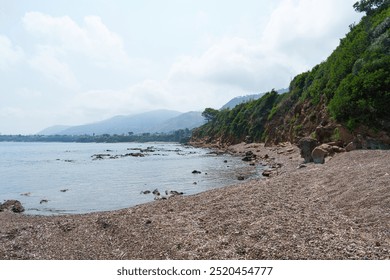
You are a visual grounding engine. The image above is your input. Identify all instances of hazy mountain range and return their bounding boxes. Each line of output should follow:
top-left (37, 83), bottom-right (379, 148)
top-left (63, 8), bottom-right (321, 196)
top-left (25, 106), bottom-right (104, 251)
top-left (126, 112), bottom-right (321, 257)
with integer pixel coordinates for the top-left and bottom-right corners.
top-left (39, 110), bottom-right (205, 135)
top-left (39, 89), bottom-right (291, 136)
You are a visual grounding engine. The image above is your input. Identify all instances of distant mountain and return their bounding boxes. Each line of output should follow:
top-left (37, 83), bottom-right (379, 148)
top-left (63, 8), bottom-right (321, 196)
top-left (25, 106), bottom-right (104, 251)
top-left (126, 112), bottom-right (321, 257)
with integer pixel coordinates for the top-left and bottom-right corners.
top-left (153, 111), bottom-right (205, 133)
top-left (38, 110), bottom-right (205, 136)
top-left (39, 125), bottom-right (72, 135)
top-left (220, 88), bottom-right (288, 110)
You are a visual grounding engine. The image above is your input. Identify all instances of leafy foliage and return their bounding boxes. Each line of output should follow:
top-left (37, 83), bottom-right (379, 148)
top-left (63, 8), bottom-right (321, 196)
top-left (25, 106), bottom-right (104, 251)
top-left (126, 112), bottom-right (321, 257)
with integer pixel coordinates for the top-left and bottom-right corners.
top-left (353, 0), bottom-right (390, 14)
top-left (194, 90), bottom-right (280, 143)
top-left (202, 108), bottom-right (219, 122)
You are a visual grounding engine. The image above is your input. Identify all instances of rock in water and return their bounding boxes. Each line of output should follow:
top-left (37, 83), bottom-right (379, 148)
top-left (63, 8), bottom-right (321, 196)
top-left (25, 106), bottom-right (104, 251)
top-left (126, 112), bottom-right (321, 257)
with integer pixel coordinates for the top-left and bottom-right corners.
top-left (0, 200), bottom-right (25, 213)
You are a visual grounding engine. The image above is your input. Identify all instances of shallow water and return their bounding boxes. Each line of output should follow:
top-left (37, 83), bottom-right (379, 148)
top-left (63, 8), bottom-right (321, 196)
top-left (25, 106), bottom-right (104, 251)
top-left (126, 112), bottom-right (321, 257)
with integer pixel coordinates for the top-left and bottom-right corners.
top-left (0, 142), bottom-right (263, 215)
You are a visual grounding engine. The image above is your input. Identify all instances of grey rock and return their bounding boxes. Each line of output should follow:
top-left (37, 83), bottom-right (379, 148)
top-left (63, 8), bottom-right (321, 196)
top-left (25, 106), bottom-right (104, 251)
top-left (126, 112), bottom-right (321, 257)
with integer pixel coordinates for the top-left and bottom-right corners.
top-left (311, 147), bottom-right (328, 164)
top-left (298, 137), bottom-right (318, 163)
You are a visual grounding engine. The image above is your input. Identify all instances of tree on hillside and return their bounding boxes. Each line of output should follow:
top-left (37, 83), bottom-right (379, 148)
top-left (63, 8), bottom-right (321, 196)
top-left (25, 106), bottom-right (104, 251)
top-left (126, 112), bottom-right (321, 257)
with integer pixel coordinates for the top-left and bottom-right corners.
top-left (353, 0), bottom-right (389, 14)
top-left (202, 108), bottom-right (219, 122)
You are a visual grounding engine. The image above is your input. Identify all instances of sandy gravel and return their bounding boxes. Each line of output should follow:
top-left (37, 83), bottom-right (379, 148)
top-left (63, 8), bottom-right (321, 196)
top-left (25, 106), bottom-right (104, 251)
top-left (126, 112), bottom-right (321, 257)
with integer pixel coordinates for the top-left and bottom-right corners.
top-left (0, 143), bottom-right (389, 259)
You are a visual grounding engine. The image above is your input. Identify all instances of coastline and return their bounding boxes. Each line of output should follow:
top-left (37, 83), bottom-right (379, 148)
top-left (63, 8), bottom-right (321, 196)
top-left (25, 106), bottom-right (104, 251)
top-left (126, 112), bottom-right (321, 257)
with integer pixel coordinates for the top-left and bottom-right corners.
top-left (1, 143), bottom-right (389, 259)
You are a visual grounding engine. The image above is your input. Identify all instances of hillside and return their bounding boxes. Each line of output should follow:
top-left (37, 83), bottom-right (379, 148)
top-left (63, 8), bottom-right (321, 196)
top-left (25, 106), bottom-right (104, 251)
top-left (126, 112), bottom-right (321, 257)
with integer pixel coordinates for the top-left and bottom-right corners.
top-left (153, 111), bottom-right (205, 133)
top-left (192, 1), bottom-right (390, 148)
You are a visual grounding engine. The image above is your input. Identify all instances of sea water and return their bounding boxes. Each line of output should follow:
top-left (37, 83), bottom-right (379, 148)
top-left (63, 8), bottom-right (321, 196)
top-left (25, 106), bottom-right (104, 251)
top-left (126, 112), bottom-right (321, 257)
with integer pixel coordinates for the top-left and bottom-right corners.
top-left (0, 142), bottom-right (263, 215)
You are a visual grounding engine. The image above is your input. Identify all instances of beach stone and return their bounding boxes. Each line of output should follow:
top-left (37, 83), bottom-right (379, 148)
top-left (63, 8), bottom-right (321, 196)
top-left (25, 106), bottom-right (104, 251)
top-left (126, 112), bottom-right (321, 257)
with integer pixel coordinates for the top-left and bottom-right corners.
top-left (262, 170), bottom-right (272, 177)
top-left (298, 137), bottom-right (318, 163)
top-left (311, 147), bottom-right (328, 164)
top-left (0, 200), bottom-right (25, 213)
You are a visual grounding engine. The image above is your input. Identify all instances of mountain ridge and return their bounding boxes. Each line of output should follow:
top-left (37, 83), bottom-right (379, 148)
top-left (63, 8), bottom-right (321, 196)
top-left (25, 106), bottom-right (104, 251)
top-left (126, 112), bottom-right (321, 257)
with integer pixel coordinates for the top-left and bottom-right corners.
top-left (39, 110), bottom-right (204, 136)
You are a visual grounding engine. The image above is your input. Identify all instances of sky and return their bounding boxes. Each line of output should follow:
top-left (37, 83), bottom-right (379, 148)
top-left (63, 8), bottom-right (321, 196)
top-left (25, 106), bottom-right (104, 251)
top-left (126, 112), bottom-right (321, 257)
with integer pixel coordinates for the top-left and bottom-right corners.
top-left (0, 0), bottom-right (362, 134)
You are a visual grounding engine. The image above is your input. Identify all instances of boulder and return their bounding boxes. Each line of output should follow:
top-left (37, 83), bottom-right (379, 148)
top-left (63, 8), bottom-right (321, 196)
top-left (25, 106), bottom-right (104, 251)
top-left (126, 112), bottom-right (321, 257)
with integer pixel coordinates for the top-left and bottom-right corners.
top-left (311, 147), bottom-right (328, 164)
top-left (345, 142), bottom-right (356, 152)
top-left (298, 137), bottom-right (318, 163)
top-left (0, 200), bottom-right (25, 213)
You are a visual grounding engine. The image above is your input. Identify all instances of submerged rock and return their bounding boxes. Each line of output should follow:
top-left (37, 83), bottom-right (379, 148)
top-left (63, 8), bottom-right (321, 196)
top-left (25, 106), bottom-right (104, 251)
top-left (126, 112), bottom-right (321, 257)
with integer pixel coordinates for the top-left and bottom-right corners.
top-left (140, 190), bottom-right (151, 195)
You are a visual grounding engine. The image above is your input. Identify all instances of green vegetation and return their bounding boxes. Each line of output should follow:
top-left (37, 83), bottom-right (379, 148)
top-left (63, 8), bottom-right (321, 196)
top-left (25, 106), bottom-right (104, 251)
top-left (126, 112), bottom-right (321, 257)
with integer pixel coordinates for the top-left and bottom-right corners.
top-left (194, 90), bottom-right (280, 143)
top-left (193, 2), bottom-right (390, 145)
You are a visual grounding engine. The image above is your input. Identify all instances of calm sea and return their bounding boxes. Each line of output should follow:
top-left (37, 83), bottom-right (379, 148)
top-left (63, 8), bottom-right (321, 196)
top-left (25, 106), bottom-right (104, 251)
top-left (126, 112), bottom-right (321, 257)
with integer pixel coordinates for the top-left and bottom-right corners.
top-left (0, 142), bottom-right (262, 215)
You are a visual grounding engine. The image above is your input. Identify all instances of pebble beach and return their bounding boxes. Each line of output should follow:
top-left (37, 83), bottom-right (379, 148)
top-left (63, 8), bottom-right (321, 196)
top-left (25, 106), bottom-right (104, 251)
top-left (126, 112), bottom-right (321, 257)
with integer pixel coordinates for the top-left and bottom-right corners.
top-left (1, 143), bottom-right (389, 259)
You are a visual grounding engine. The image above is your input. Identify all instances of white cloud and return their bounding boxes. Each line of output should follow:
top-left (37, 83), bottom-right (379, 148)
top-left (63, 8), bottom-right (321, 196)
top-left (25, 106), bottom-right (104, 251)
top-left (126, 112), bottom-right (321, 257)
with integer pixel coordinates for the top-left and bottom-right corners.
top-left (23, 12), bottom-right (129, 68)
top-left (168, 37), bottom-right (293, 93)
top-left (0, 35), bottom-right (24, 70)
top-left (261, 0), bottom-right (360, 65)
top-left (168, 0), bottom-right (361, 96)
top-left (28, 46), bottom-right (79, 89)
top-left (69, 80), bottom-right (173, 120)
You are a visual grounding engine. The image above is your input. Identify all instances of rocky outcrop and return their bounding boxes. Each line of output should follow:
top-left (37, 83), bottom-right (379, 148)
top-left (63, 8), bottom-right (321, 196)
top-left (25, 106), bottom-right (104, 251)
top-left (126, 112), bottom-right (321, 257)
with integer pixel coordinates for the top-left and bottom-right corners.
top-left (315, 124), bottom-right (337, 143)
top-left (0, 200), bottom-right (25, 213)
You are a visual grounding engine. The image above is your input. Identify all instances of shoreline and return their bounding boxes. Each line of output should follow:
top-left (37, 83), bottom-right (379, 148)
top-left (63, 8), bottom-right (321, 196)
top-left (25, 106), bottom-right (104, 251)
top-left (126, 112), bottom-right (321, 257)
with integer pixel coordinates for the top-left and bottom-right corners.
top-left (1, 143), bottom-right (389, 259)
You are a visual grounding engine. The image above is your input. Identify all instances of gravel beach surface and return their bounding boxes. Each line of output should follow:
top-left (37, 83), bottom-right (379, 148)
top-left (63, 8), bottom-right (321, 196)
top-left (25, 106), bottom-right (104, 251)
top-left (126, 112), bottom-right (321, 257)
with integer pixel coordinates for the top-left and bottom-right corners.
top-left (1, 143), bottom-right (389, 259)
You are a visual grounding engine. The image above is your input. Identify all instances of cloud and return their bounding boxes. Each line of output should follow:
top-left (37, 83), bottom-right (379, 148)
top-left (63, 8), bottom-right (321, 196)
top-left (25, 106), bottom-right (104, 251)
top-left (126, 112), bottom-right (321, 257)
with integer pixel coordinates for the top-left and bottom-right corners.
top-left (168, 0), bottom-right (361, 95)
top-left (28, 46), bottom-right (79, 89)
top-left (261, 0), bottom-right (361, 65)
top-left (23, 12), bottom-right (129, 68)
top-left (168, 37), bottom-right (293, 93)
top-left (69, 80), bottom-right (173, 120)
top-left (0, 35), bottom-right (24, 70)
